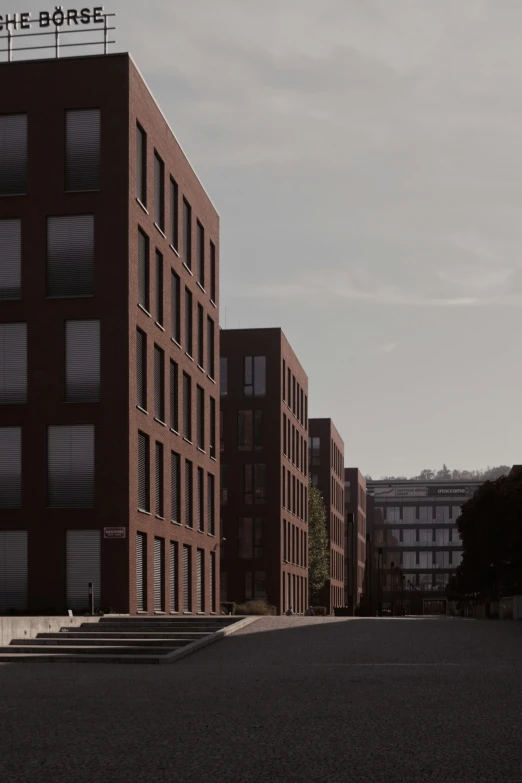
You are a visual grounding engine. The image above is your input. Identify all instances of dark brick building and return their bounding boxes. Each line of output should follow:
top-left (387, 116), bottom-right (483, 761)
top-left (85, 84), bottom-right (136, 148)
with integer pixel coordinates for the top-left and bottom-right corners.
top-left (308, 419), bottom-right (344, 613)
top-left (344, 468), bottom-right (367, 610)
top-left (220, 328), bottom-right (309, 614)
top-left (0, 53), bottom-right (220, 615)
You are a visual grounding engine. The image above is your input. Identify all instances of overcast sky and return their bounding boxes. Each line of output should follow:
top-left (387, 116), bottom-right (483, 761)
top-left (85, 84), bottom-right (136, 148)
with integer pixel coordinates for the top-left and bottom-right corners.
top-left (29, 0), bottom-right (522, 477)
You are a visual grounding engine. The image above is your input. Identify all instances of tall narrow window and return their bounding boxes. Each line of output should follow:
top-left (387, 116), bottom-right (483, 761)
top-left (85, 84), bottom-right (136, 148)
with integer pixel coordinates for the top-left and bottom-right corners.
top-left (283, 414), bottom-right (287, 456)
top-left (170, 541), bottom-right (179, 612)
top-left (0, 219), bottom-right (21, 300)
top-left (183, 372), bottom-right (192, 440)
top-left (183, 544), bottom-right (192, 612)
top-left (185, 287), bottom-right (193, 357)
top-left (197, 467), bottom-right (204, 531)
top-left (210, 396), bottom-right (216, 459)
top-left (0, 114), bottom-right (27, 196)
top-left (238, 411), bottom-right (253, 451)
top-left (66, 109), bottom-right (100, 192)
top-left (244, 464), bottom-right (253, 504)
top-left (196, 385), bottom-right (205, 450)
top-left (48, 425), bottom-right (94, 508)
top-left (137, 227), bottom-right (149, 311)
top-left (138, 431), bottom-right (150, 512)
top-left (197, 304), bottom-right (204, 367)
top-left (185, 459), bottom-right (193, 527)
top-left (183, 198), bottom-right (192, 269)
top-left (47, 215), bottom-right (94, 298)
top-left (171, 451), bottom-right (180, 523)
top-left (65, 320), bottom-right (100, 403)
top-left (282, 360), bottom-right (286, 400)
top-left (154, 345), bottom-right (165, 422)
top-left (136, 328), bottom-right (147, 410)
top-left (0, 323), bottom-right (27, 404)
top-left (210, 551), bottom-right (216, 612)
top-left (155, 250), bottom-right (163, 326)
top-left (254, 464), bottom-right (266, 504)
top-left (254, 411), bottom-right (263, 450)
top-left (170, 359), bottom-right (178, 432)
top-left (207, 317), bottom-right (215, 379)
top-left (220, 357), bottom-right (227, 396)
top-left (170, 177), bottom-right (179, 251)
top-left (171, 271), bottom-right (180, 344)
top-left (136, 123), bottom-right (147, 205)
top-left (0, 427), bottom-right (21, 508)
top-left (155, 441), bottom-right (164, 518)
top-left (154, 151), bottom-right (165, 231)
top-left (153, 537), bottom-right (165, 612)
top-left (196, 221), bottom-right (204, 287)
top-left (244, 356), bottom-right (266, 396)
top-left (287, 368), bottom-right (291, 408)
top-left (210, 241), bottom-right (216, 303)
top-left (207, 473), bottom-right (215, 535)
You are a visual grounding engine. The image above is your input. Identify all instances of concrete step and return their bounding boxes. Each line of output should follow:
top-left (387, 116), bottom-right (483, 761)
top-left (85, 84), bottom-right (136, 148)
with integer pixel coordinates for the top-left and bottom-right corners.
top-left (44, 631), bottom-right (208, 640)
top-left (10, 637), bottom-right (192, 648)
top-left (1, 645), bottom-right (178, 655)
top-left (76, 624), bottom-right (225, 632)
top-left (98, 616), bottom-right (236, 623)
top-left (0, 652), bottom-right (166, 663)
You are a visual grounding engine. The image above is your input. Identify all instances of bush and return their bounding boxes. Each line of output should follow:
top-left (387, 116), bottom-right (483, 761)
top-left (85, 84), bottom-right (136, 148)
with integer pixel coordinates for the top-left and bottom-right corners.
top-left (220, 602), bottom-right (236, 616)
top-left (234, 600), bottom-right (277, 616)
top-left (312, 606), bottom-right (327, 616)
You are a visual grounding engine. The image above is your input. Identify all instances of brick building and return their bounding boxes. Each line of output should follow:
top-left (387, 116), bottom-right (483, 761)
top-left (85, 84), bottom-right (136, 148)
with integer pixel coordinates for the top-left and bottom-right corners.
top-left (0, 53), bottom-right (220, 615)
top-left (344, 468), bottom-right (367, 610)
top-left (220, 328), bottom-right (309, 614)
top-left (308, 419), bottom-right (344, 613)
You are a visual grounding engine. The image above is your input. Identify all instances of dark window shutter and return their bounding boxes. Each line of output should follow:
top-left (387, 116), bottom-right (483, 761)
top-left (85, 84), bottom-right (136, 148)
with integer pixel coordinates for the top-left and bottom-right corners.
top-left (207, 472), bottom-right (215, 535)
top-left (171, 272), bottom-right (180, 343)
top-left (155, 250), bottom-right (163, 325)
top-left (183, 199), bottom-right (191, 269)
top-left (0, 530), bottom-right (28, 611)
top-left (170, 360), bottom-right (178, 431)
top-left (196, 221), bottom-right (204, 286)
top-left (47, 215), bottom-right (94, 297)
top-left (138, 228), bottom-right (149, 311)
top-left (207, 317), bottom-right (214, 379)
top-left (183, 373), bottom-right (191, 440)
top-left (196, 548), bottom-right (204, 612)
top-left (65, 109), bottom-right (100, 192)
top-left (197, 304), bottom-right (204, 367)
top-left (210, 241), bottom-right (216, 303)
top-left (210, 396), bottom-right (216, 459)
top-left (154, 152), bottom-right (164, 231)
top-left (171, 451), bottom-right (180, 523)
top-left (136, 329), bottom-right (147, 409)
top-left (136, 124), bottom-right (146, 205)
top-left (185, 288), bottom-right (193, 356)
top-left (48, 425), bottom-right (94, 508)
top-left (0, 219), bottom-right (21, 300)
top-left (154, 537), bottom-right (165, 612)
top-left (0, 114), bottom-right (27, 196)
top-left (154, 345), bottom-right (165, 421)
top-left (136, 532), bottom-right (146, 612)
top-left (170, 177), bottom-right (178, 250)
top-left (155, 441), bottom-right (164, 517)
top-left (183, 544), bottom-right (192, 612)
top-left (65, 320), bottom-right (100, 402)
top-left (0, 427), bottom-right (21, 508)
top-left (170, 541), bottom-right (178, 612)
top-left (0, 323), bottom-right (27, 404)
top-left (210, 551), bottom-right (216, 612)
top-left (185, 459), bottom-right (193, 527)
top-left (197, 466), bottom-right (204, 531)
top-left (138, 431), bottom-right (150, 512)
top-left (196, 385), bottom-right (204, 449)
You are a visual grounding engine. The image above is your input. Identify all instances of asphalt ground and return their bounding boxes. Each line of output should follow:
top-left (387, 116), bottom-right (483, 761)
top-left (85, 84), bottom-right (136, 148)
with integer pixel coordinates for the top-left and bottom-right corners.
top-left (1, 616), bottom-right (521, 783)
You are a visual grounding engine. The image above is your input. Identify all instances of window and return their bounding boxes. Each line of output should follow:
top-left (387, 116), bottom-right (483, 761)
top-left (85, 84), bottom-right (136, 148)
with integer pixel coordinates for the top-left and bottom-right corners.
top-left (197, 221), bottom-right (204, 287)
top-left (220, 357), bottom-right (227, 396)
top-left (48, 425), bottom-right (94, 508)
top-left (207, 317), bottom-right (215, 379)
top-left (310, 436), bottom-right (320, 466)
top-left (403, 506), bottom-right (416, 524)
top-left (185, 287), bottom-right (193, 356)
top-left (0, 427), bottom-right (21, 508)
top-left (170, 360), bottom-right (178, 431)
top-left (183, 372), bottom-right (192, 441)
top-left (196, 548), bottom-right (205, 612)
top-left (244, 464), bottom-right (253, 504)
top-left (154, 345), bottom-right (165, 422)
top-left (183, 544), bottom-right (192, 612)
top-left (254, 464), bottom-right (266, 504)
top-left (0, 114), bottom-right (27, 196)
top-left (403, 529), bottom-right (416, 545)
top-left (154, 151), bottom-right (165, 231)
top-left (435, 506), bottom-right (450, 523)
top-left (292, 376), bottom-right (296, 414)
top-left (156, 442), bottom-right (164, 518)
top-left (220, 410), bottom-right (224, 453)
top-left (419, 528), bottom-right (432, 546)
top-left (171, 451), bottom-right (180, 524)
top-left (138, 431), bottom-right (150, 512)
top-left (283, 414), bottom-right (287, 456)
top-left (207, 472), bottom-right (215, 535)
top-left (287, 367), bottom-right (291, 408)
top-left (386, 507), bottom-right (401, 523)
top-left (0, 323), bottom-right (27, 404)
top-left (47, 215), bottom-right (94, 297)
top-left (282, 467), bottom-right (286, 508)
top-left (65, 320), bottom-right (100, 403)
top-left (435, 529), bottom-right (451, 546)
top-left (185, 459), bottom-right (193, 527)
top-left (155, 250), bottom-right (163, 326)
top-left (183, 198), bottom-right (192, 269)
top-left (244, 355), bottom-right (266, 396)
top-left (197, 467), bottom-right (204, 532)
top-left (0, 219), bottom-right (21, 300)
top-left (66, 109), bottom-right (100, 192)
top-left (210, 550), bottom-right (216, 612)
top-left (221, 464), bottom-right (227, 505)
top-left (254, 411), bottom-right (263, 450)
top-left (238, 518), bottom-right (262, 559)
top-left (419, 506), bottom-right (433, 523)
top-left (210, 241), bottom-right (216, 302)
top-left (171, 271), bottom-right (180, 344)
top-left (238, 411), bottom-right (252, 451)
top-left (136, 329), bottom-right (147, 410)
top-left (170, 177), bottom-right (179, 251)
top-left (170, 541), bottom-right (179, 612)
top-left (452, 505), bottom-right (462, 521)
top-left (282, 360), bottom-right (286, 400)
top-left (210, 396), bottom-right (216, 459)
top-left (403, 551), bottom-right (416, 568)
top-left (196, 385), bottom-right (205, 449)
top-left (435, 551), bottom-right (450, 569)
top-left (137, 228), bottom-right (149, 311)
top-left (136, 123), bottom-right (147, 205)
top-left (197, 304), bottom-right (204, 367)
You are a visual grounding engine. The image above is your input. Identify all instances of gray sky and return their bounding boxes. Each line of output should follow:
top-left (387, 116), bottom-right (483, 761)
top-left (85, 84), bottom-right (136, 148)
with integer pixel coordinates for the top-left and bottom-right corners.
top-left (30, 0), bottom-right (522, 477)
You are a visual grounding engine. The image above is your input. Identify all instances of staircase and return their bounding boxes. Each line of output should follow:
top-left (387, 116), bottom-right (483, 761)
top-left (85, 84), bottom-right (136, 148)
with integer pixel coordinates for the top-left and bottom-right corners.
top-left (0, 615), bottom-right (251, 663)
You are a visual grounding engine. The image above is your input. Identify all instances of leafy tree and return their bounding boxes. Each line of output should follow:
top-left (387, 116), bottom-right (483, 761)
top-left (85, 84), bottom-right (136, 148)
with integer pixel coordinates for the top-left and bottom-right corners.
top-left (308, 480), bottom-right (330, 605)
top-left (435, 463), bottom-right (452, 480)
top-left (417, 469), bottom-right (435, 481)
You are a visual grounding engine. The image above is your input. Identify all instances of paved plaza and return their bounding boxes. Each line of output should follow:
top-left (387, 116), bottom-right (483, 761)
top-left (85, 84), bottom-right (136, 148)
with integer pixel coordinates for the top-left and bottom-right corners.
top-left (1, 616), bottom-right (521, 782)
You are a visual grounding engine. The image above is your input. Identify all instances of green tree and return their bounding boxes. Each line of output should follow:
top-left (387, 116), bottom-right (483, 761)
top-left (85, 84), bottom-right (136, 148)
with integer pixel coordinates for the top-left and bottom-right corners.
top-left (308, 480), bottom-right (330, 605)
top-left (435, 463), bottom-right (452, 480)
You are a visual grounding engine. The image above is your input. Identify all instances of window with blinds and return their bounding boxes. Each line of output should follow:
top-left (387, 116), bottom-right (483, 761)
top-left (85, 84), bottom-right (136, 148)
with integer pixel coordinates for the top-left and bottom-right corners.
top-left (154, 151), bottom-right (165, 231)
top-left (171, 271), bottom-right (180, 344)
top-left (138, 431), bottom-right (150, 512)
top-left (155, 441), bottom-right (164, 518)
top-left (185, 459), bottom-right (193, 527)
top-left (0, 219), bottom-right (21, 300)
top-left (0, 530), bottom-right (28, 612)
top-left (196, 548), bottom-right (204, 613)
top-left (170, 177), bottom-right (178, 251)
top-left (183, 198), bottom-right (192, 269)
top-left (196, 221), bottom-right (204, 287)
top-left (183, 372), bottom-right (192, 440)
top-left (170, 359), bottom-right (179, 432)
top-left (207, 317), bottom-right (214, 379)
top-left (48, 425), bottom-right (94, 508)
top-left (65, 320), bottom-right (100, 403)
top-left (171, 451), bottom-right (180, 524)
top-left (0, 114), bottom-right (27, 195)
top-left (210, 550), bottom-right (216, 613)
top-left (138, 228), bottom-right (150, 311)
top-left (136, 123), bottom-right (147, 205)
top-left (196, 385), bottom-right (204, 450)
top-left (185, 287), bottom-right (193, 356)
top-left (197, 304), bottom-right (204, 367)
top-left (210, 241), bottom-right (216, 303)
top-left (47, 215), bottom-right (94, 297)
top-left (197, 466), bottom-right (204, 532)
top-left (136, 328), bottom-right (147, 410)
top-left (210, 396), bottom-right (216, 459)
top-left (207, 472), bottom-right (215, 535)
top-left (136, 531), bottom-right (147, 611)
top-left (65, 109), bottom-right (100, 192)
top-left (0, 427), bottom-right (21, 508)
top-left (154, 537), bottom-right (165, 612)
top-left (170, 541), bottom-right (178, 612)
top-left (183, 544), bottom-right (192, 612)
top-left (0, 323), bottom-right (27, 404)
top-left (155, 250), bottom-right (163, 326)
top-left (154, 345), bottom-right (165, 422)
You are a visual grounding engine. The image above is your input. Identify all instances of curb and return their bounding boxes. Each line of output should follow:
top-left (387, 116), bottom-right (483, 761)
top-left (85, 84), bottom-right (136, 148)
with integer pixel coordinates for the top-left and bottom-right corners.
top-left (159, 616), bottom-right (260, 664)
